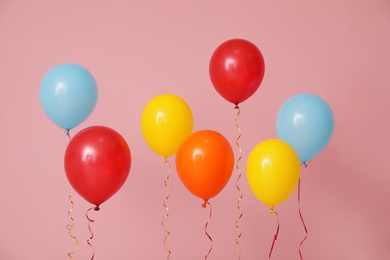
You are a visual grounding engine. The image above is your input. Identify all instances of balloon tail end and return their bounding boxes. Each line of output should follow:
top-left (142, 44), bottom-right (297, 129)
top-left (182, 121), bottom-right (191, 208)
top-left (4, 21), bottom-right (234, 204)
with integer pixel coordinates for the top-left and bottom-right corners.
top-left (94, 205), bottom-right (100, 211)
top-left (201, 201), bottom-right (207, 208)
top-left (234, 104), bottom-right (240, 109)
top-left (64, 129), bottom-right (71, 139)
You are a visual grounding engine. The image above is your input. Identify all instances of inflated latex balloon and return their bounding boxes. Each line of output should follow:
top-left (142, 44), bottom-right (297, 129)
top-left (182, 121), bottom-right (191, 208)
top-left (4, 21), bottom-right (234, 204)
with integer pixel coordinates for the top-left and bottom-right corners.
top-left (40, 63), bottom-right (98, 130)
top-left (276, 93), bottom-right (335, 163)
top-left (209, 38), bottom-right (265, 106)
top-left (141, 94), bottom-right (193, 160)
top-left (247, 139), bottom-right (300, 209)
top-left (64, 126), bottom-right (131, 207)
top-left (176, 130), bottom-right (234, 207)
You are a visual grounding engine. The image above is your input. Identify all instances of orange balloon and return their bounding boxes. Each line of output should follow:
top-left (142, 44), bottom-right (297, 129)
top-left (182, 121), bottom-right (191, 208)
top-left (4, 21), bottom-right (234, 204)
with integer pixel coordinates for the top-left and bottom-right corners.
top-left (176, 130), bottom-right (234, 207)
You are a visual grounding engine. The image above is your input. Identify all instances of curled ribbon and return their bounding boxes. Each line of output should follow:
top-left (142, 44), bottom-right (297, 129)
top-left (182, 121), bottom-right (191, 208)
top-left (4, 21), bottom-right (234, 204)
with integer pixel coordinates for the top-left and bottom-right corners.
top-left (204, 202), bottom-right (213, 260)
top-left (269, 208), bottom-right (280, 259)
top-left (86, 206), bottom-right (100, 260)
top-left (162, 159), bottom-right (172, 259)
top-left (234, 106), bottom-right (243, 259)
top-left (298, 177), bottom-right (308, 260)
top-left (66, 193), bottom-right (78, 260)
top-left (65, 134), bottom-right (77, 259)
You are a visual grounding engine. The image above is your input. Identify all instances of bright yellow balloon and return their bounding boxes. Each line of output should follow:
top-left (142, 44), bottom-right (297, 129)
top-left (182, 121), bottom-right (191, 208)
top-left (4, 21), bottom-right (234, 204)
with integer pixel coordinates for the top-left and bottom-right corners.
top-left (141, 94), bottom-right (193, 160)
top-left (246, 139), bottom-right (300, 209)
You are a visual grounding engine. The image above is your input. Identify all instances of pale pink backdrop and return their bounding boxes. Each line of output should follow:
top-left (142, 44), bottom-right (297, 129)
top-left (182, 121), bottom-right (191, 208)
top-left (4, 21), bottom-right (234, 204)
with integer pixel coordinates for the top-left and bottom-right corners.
top-left (1, 0), bottom-right (389, 259)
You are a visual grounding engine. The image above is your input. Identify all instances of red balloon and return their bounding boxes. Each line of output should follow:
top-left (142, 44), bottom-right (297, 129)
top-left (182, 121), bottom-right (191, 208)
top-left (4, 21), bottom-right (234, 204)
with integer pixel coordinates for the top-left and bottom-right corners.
top-left (176, 130), bottom-right (234, 207)
top-left (64, 126), bottom-right (131, 207)
top-left (209, 39), bottom-right (265, 106)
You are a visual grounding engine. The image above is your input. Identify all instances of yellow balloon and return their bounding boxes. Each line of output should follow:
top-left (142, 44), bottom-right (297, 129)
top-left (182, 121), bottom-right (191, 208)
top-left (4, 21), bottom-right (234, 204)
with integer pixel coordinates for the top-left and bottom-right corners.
top-left (246, 139), bottom-right (300, 209)
top-left (141, 94), bottom-right (193, 160)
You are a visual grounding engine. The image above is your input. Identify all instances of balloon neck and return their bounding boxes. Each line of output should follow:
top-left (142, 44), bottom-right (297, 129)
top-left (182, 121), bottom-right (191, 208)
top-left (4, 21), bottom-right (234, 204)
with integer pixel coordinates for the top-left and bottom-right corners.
top-left (94, 205), bottom-right (100, 211)
top-left (64, 129), bottom-right (71, 139)
top-left (234, 104), bottom-right (240, 109)
top-left (302, 161), bottom-right (311, 167)
top-left (270, 208), bottom-right (275, 214)
top-left (163, 157), bottom-right (168, 163)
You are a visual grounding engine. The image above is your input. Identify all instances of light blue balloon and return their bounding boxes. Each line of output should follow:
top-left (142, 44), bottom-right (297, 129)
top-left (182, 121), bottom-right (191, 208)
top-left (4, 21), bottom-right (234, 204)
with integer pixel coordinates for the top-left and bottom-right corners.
top-left (276, 93), bottom-right (334, 163)
top-left (39, 63), bottom-right (98, 130)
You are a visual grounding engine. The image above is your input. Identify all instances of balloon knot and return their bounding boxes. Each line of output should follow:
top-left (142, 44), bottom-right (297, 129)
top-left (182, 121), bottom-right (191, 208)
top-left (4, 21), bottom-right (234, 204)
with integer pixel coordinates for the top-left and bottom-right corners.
top-left (302, 160), bottom-right (311, 167)
top-left (270, 208), bottom-right (275, 214)
top-left (234, 104), bottom-right (240, 109)
top-left (201, 202), bottom-right (207, 208)
top-left (64, 129), bottom-right (71, 139)
top-left (94, 206), bottom-right (100, 211)
top-left (163, 157), bottom-right (168, 163)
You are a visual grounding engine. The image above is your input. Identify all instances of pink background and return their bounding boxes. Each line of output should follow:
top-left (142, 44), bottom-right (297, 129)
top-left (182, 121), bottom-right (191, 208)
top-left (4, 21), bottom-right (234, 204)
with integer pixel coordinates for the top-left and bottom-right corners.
top-left (1, 0), bottom-right (390, 259)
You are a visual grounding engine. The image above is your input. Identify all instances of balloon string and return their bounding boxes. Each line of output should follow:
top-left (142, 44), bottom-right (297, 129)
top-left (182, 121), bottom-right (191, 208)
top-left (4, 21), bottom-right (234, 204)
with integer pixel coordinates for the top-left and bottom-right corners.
top-left (269, 208), bottom-right (280, 259)
top-left (298, 178), bottom-right (308, 259)
top-left (66, 193), bottom-right (78, 260)
top-left (162, 159), bottom-right (172, 259)
top-left (234, 106), bottom-right (243, 259)
top-left (86, 206), bottom-right (100, 260)
top-left (204, 202), bottom-right (213, 260)
top-left (64, 129), bottom-right (71, 140)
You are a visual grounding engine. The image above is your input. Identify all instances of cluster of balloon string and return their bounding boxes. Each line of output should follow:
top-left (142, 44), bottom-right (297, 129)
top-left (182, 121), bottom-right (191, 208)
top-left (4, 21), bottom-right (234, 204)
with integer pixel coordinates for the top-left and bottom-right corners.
top-left (39, 38), bottom-right (334, 259)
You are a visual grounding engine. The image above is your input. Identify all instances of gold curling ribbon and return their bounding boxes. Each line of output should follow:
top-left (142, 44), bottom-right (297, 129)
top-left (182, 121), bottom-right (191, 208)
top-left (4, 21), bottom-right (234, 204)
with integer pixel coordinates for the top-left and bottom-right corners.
top-left (162, 158), bottom-right (172, 259)
top-left (234, 106), bottom-right (243, 259)
top-left (65, 133), bottom-right (77, 259)
top-left (66, 193), bottom-right (78, 260)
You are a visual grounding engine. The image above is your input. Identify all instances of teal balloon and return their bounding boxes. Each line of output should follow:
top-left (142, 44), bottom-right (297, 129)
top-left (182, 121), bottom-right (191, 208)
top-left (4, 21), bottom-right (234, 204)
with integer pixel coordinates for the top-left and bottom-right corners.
top-left (40, 63), bottom-right (98, 130)
top-left (276, 93), bottom-right (334, 163)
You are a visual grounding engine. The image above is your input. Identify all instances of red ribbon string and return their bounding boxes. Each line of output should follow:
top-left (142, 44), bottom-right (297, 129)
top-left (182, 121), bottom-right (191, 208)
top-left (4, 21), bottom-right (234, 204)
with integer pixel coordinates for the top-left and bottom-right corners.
top-left (298, 178), bottom-right (308, 260)
top-left (234, 106), bottom-right (243, 259)
top-left (86, 206), bottom-right (100, 260)
top-left (204, 202), bottom-right (213, 260)
top-left (162, 159), bottom-right (172, 259)
top-left (269, 208), bottom-right (280, 259)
